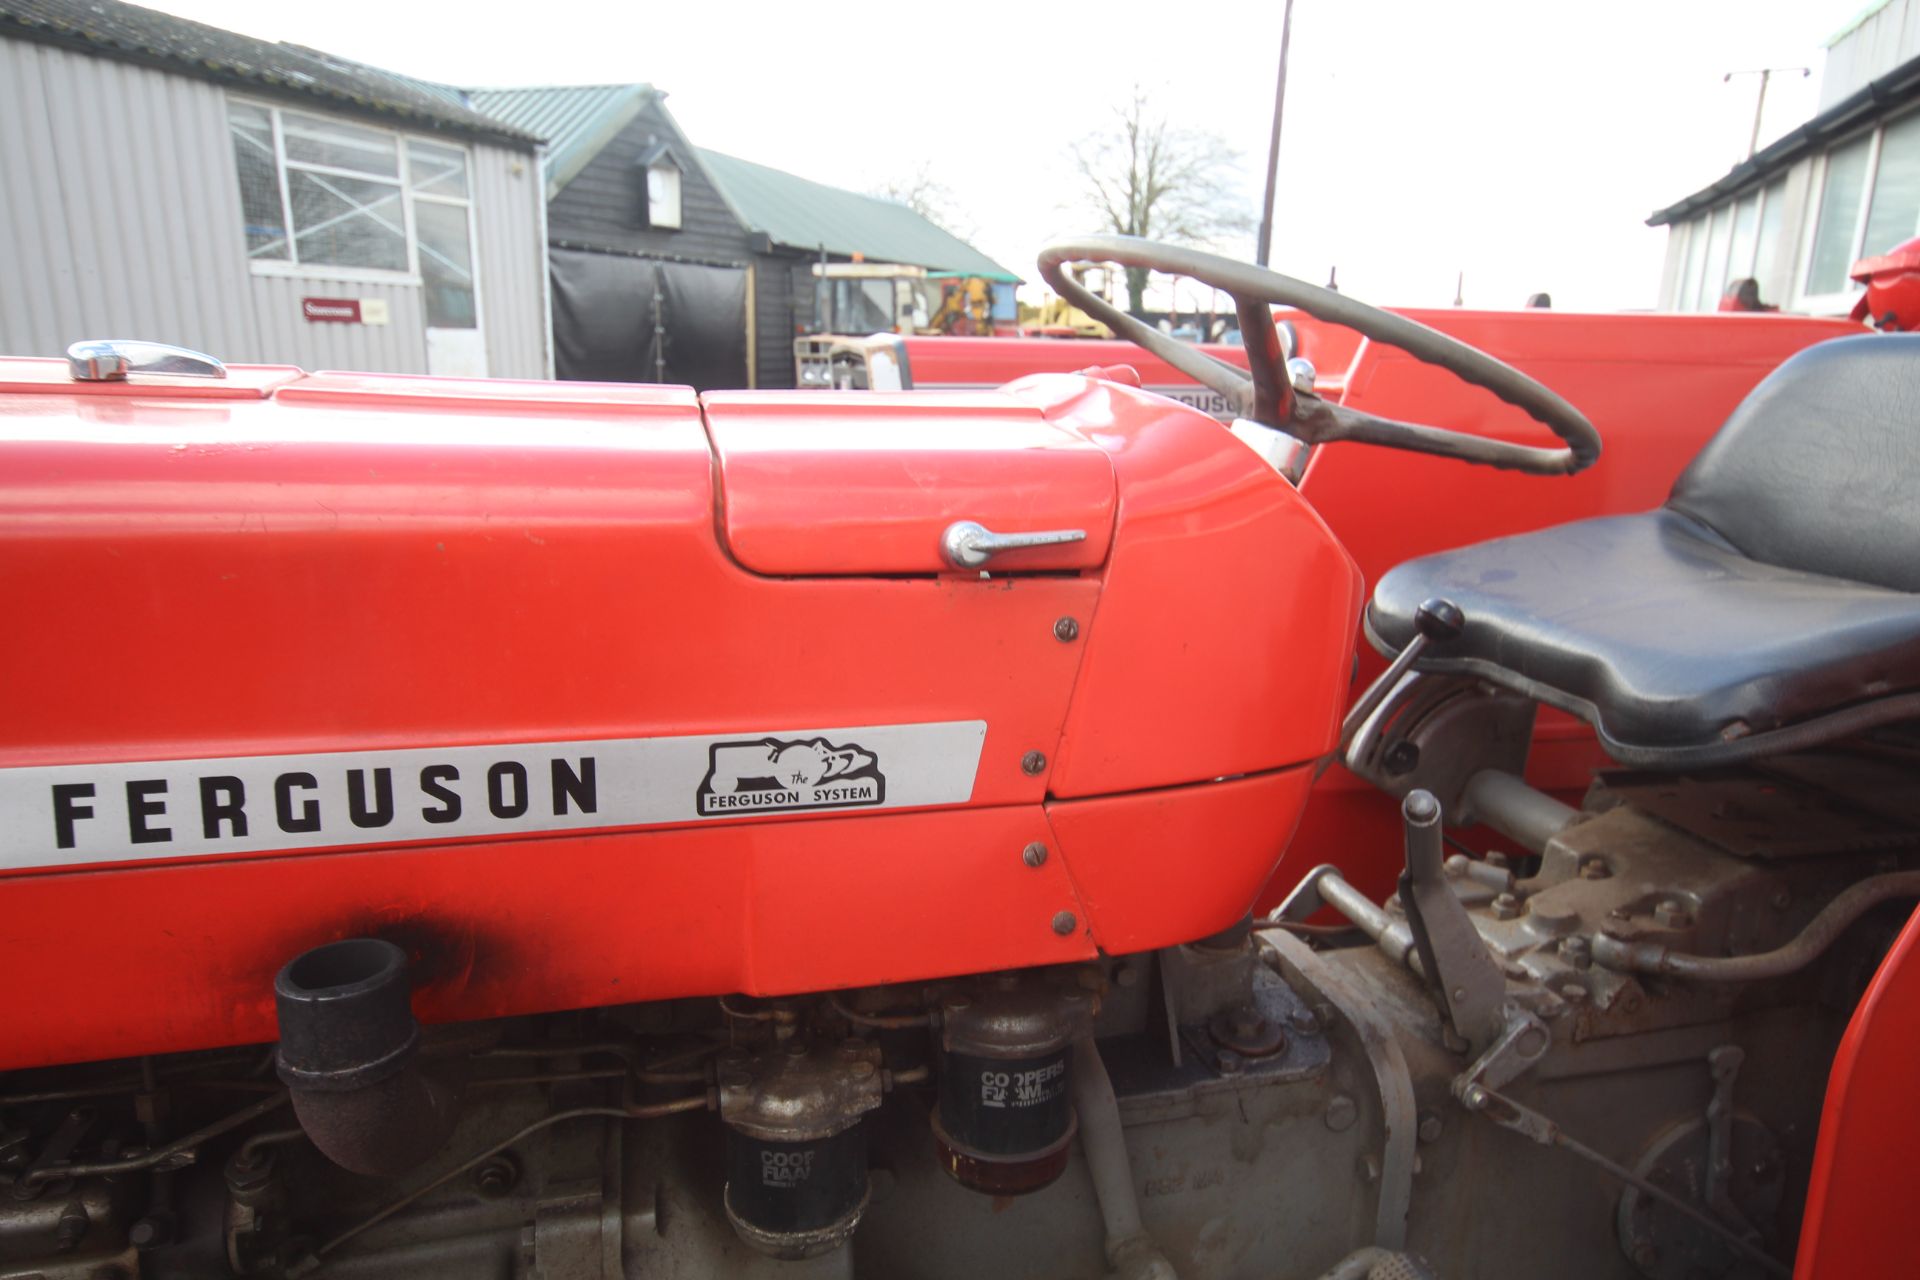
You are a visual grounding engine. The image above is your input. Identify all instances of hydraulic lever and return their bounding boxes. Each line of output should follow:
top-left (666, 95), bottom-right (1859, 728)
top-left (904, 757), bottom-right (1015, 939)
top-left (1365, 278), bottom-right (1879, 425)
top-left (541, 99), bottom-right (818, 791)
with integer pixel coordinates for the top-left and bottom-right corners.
top-left (1395, 790), bottom-right (1506, 1052)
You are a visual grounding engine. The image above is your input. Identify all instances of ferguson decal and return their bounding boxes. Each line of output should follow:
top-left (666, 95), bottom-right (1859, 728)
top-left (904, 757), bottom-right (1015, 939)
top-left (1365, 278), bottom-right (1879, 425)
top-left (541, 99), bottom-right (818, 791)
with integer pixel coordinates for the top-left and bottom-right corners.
top-left (697, 737), bottom-right (884, 815)
top-left (0, 721), bottom-right (986, 872)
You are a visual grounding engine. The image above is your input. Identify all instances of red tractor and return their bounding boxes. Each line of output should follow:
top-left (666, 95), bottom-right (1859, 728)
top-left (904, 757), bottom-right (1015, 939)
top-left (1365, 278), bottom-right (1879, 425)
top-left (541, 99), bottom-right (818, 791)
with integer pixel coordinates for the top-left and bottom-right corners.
top-left (0, 238), bottom-right (1912, 1280)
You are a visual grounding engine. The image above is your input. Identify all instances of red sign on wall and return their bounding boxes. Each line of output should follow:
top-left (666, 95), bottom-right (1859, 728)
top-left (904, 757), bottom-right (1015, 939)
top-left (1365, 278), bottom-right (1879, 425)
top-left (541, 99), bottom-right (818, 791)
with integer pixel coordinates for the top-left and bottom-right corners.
top-left (302, 297), bottom-right (362, 323)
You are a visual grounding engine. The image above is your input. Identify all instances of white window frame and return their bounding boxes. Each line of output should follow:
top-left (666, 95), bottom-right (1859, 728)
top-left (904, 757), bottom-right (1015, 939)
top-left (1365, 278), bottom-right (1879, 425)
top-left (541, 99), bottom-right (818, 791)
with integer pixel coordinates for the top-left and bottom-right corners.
top-left (646, 160), bottom-right (683, 230)
top-left (1667, 219), bottom-right (1693, 309)
top-left (1793, 115), bottom-right (1912, 314)
top-left (1678, 182), bottom-right (1783, 312)
top-left (408, 140), bottom-right (487, 334)
top-left (230, 96), bottom-right (477, 287)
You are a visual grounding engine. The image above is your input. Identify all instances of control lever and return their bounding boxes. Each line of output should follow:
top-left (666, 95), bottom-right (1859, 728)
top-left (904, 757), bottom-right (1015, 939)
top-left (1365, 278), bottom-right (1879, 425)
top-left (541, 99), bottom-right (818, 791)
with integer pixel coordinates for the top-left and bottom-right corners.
top-left (1396, 789), bottom-right (1506, 1053)
top-left (1703, 1045), bottom-right (1761, 1238)
top-left (1338, 597), bottom-right (1463, 749)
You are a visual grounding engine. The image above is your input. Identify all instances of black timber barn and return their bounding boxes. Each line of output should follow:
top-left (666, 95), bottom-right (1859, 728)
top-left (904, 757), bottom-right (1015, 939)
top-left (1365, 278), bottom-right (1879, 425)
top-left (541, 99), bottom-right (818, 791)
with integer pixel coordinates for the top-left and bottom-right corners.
top-left (468, 83), bottom-right (1014, 389)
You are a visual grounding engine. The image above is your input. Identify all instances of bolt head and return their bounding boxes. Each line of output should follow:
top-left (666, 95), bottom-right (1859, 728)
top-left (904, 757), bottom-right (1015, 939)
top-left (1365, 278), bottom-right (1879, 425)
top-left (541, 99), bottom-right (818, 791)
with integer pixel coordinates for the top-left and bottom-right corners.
top-left (1217, 1050), bottom-right (1243, 1075)
top-left (128, 1218), bottom-right (161, 1248)
top-left (1491, 892), bottom-right (1522, 920)
top-left (1417, 1113), bottom-right (1443, 1144)
top-left (472, 1156), bottom-right (519, 1199)
top-left (1287, 1007), bottom-right (1319, 1034)
top-left (1051, 910), bottom-right (1078, 936)
top-left (1653, 898), bottom-right (1694, 929)
top-left (1286, 357), bottom-right (1318, 394)
top-left (1022, 841), bottom-right (1048, 868)
top-left (1053, 616), bottom-right (1080, 642)
top-left (1021, 751), bottom-right (1048, 776)
top-left (1324, 1093), bottom-right (1358, 1131)
top-left (1113, 963), bottom-right (1139, 988)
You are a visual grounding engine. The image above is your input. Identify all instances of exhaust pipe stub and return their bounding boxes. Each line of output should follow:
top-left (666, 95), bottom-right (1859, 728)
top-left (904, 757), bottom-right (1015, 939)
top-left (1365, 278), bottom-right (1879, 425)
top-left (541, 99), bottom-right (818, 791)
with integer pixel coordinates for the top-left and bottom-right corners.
top-left (274, 938), bottom-right (455, 1177)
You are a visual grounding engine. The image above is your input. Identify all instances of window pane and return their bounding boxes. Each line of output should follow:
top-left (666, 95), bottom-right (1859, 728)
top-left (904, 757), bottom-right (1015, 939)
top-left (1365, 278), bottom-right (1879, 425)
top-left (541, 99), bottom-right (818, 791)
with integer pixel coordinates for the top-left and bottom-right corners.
top-left (1806, 134), bottom-right (1873, 295)
top-left (289, 169), bottom-right (407, 270)
top-left (1753, 179), bottom-right (1788, 286)
top-left (831, 279), bottom-right (891, 332)
top-left (415, 201), bottom-right (476, 327)
top-left (647, 164), bottom-right (681, 229)
top-left (1696, 205), bottom-right (1732, 309)
top-left (1679, 217), bottom-right (1708, 311)
top-left (282, 111), bottom-right (399, 177)
top-left (409, 140), bottom-right (469, 199)
top-left (227, 102), bottom-right (287, 260)
top-left (1724, 195), bottom-right (1760, 288)
top-left (1863, 111), bottom-right (1920, 260)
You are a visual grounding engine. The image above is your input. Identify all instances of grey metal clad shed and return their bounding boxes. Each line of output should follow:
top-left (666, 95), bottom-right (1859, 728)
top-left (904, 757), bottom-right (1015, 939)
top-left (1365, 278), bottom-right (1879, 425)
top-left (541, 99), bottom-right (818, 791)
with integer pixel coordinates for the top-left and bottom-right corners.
top-left (0, 0), bottom-right (551, 378)
top-left (0, 0), bottom-right (536, 145)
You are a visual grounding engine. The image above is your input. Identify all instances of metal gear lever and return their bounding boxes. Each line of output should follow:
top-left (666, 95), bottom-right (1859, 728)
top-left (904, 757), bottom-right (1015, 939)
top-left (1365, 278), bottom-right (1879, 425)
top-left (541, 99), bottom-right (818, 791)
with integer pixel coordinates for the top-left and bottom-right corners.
top-left (1396, 789), bottom-right (1506, 1053)
top-left (1338, 597), bottom-right (1464, 750)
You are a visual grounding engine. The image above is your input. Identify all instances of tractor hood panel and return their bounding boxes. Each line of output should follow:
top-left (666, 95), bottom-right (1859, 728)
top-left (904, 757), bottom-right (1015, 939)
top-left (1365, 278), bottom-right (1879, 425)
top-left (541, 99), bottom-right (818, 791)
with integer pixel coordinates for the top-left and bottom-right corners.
top-left (0, 361), bottom-right (1355, 1069)
top-left (700, 391), bottom-right (1117, 576)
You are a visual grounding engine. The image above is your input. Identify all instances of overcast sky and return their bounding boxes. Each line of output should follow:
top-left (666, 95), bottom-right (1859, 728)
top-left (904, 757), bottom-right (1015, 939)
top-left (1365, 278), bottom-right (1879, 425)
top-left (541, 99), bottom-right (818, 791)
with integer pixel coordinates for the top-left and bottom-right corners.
top-left (153, 0), bottom-right (1865, 310)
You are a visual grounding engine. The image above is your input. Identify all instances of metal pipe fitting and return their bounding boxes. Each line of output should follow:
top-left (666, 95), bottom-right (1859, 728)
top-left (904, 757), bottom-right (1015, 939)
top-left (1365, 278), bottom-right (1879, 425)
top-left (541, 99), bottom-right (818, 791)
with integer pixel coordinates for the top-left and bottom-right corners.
top-left (1313, 872), bottom-right (1419, 972)
top-left (1312, 872), bottom-right (1394, 942)
top-left (1070, 1039), bottom-right (1178, 1280)
top-left (1592, 871), bottom-right (1920, 982)
top-left (275, 938), bottom-right (456, 1177)
top-left (1311, 1245), bottom-right (1437, 1280)
top-left (1462, 769), bottom-right (1578, 854)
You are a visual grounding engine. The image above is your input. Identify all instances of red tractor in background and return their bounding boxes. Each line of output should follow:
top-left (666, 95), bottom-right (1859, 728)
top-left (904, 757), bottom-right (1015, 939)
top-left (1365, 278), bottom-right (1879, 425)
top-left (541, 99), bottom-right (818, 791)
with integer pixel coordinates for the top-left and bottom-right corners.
top-left (1, 237), bottom-right (1915, 1280)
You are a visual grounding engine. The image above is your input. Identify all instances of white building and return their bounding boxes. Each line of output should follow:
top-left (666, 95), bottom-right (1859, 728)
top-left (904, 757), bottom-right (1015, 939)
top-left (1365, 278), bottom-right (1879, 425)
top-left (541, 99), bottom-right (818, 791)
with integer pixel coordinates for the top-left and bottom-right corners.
top-left (0, 0), bottom-right (550, 377)
top-left (1652, 0), bottom-right (1920, 315)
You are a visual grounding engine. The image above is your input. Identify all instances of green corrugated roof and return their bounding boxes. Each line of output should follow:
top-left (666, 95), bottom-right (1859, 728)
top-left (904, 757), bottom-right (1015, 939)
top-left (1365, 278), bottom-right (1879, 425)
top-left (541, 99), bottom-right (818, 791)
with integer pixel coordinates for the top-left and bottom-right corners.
top-left (467, 83), bottom-right (654, 198)
top-left (697, 149), bottom-right (1017, 280)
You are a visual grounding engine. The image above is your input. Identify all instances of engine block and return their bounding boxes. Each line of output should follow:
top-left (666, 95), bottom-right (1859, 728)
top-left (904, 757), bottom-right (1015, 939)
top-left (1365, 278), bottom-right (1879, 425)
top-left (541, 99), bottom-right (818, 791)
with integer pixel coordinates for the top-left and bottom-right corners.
top-left (2, 765), bottom-right (1900, 1280)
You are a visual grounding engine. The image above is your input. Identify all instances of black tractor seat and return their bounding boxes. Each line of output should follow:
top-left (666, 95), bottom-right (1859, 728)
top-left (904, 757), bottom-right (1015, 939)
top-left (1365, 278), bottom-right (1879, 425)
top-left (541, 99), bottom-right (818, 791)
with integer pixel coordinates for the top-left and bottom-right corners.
top-left (1367, 334), bottom-right (1920, 767)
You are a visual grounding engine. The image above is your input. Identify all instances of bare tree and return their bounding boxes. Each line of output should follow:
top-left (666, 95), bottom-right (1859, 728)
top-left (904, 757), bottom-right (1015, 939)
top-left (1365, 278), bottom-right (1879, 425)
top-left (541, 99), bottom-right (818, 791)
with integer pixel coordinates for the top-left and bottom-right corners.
top-left (1071, 87), bottom-right (1253, 313)
top-left (872, 164), bottom-right (976, 242)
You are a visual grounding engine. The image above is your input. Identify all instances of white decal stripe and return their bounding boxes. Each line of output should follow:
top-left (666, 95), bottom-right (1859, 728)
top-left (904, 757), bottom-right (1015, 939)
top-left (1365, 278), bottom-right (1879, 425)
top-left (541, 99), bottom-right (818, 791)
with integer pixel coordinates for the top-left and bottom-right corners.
top-left (913, 382), bottom-right (1234, 421)
top-left (0, 721), bottom-right (987, 873)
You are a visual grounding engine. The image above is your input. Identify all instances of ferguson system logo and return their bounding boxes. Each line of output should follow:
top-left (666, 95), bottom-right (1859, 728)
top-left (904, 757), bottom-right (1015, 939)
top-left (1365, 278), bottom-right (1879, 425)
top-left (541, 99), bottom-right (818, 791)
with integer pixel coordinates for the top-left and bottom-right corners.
top-left (0, 722), bottom-right (985, 873)
top-left (697, 736), bottom-right (885, 815)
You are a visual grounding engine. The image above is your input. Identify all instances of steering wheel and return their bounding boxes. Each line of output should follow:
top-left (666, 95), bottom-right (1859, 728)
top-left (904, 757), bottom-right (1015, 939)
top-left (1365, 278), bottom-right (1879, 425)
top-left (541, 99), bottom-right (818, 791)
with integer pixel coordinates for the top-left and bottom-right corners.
top-left (1037, 236), bottom-right (1601, 475)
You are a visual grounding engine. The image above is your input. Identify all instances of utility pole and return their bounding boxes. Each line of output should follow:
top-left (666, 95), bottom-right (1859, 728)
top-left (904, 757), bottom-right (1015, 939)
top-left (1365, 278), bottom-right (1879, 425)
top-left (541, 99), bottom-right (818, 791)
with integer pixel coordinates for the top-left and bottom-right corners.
top-left (1255, 0), bottom-right (1296, 268)
top-left (1724, 67), bottom-right (1810, 159)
